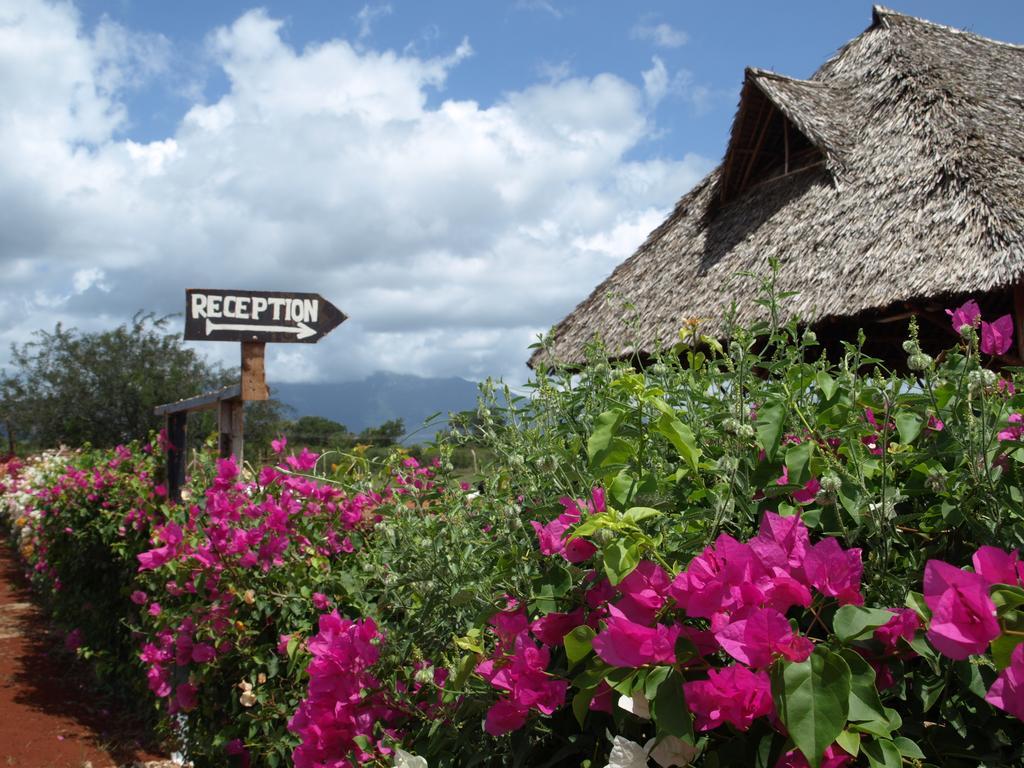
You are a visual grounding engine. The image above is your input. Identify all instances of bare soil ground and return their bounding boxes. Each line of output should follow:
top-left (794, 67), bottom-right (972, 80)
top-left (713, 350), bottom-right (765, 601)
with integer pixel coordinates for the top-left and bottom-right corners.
top-left (0, 542), bottom-right (170, 767)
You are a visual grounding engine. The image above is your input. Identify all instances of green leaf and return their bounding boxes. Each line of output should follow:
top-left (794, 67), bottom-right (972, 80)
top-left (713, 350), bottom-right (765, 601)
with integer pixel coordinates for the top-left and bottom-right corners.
top-left (571, 512), bottom-right (612, 539)
top-left (833, 606), bottom-right (895, 643)
top-left (605, 667), bottom-right (638, 695)
top-left (816, 372), bottom-right (838, 401)
top-left (991, 584), bottom-right (1024, 611)
top-left (756, 402), bottom-right (786, 461)
top-left (603, 539), bottom-right (641, 585)
top-left (572, 687), bottom-right (593, 728)
top-left (839, 650), bottom-right (891, 737)
top-left (771, 648), bottom-right (851, 768)
top-left (956, 659), bottom-right (988, 699)
top-left (610, 471), bottom-right (637, 508)
top-left (452, 653), bottom-right (476, 690)
top-left (992, 632), bottom-right (1024, 670)
top-left (861, 738), bottom-right (901, 768)
top-left (565, 626), bottom-right (596, 669)
top-left (651, 670), bottom-right (693, 742)
top-left (895, 412), bottom-right (924, 445)
top-left (623, 506), bottom-right (661, 525)
top-left (587, 409), bottom-right (625, 465)
top-left (905, 591), bottom-right (930, 621)
top-left (643, 665), bottom-right (672, 700)
top-left (785, 441), bottom-right (814, 485)
top-left (835, 730), bottom-right (861, 758)
top-left (893, 736), bottom-right (925, 760)
top-left (656, 413), bottom-right (701, 473)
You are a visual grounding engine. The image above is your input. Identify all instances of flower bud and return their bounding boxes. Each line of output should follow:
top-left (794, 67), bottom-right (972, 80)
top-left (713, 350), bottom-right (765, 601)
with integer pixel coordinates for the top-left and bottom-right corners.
top-left (819, 473), bottom-right (842, 493)
top-left (594, 528), bottom-right (615, 546)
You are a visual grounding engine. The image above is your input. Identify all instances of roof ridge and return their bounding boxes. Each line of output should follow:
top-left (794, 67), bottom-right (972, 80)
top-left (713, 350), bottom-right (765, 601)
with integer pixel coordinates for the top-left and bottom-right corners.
top-left (872, 4), bottom-right (1024, 51)
top-left (745, 67), bottom-right (824, 86)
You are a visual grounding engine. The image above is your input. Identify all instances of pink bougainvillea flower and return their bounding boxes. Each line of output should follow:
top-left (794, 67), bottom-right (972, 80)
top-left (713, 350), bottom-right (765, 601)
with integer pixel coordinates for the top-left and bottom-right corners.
top-left (684, 665), bottom-right (773, 732)
top-left (981, 314), bottom-right (1014, 356)
top-left (175, 682), bottom-right (199, 712)
top-left (484, 698), bottom-right (529, 736)
top-left (270, 435), bottom-right (287, 454)
top-left (530, 498), bottom-right (598, 564)
top-left (923, 560), bottom-right (1000, 659)
top-left (563, 536), bottom-right (598, 564)
top-left (191, 643), bottom-right (216, 663)
top-left (592, 606), bottom-right (681, 667)
top-left (130, 590), bottom-right (148, 605)
top-left (146, 664), bottom-right (171, 698)
top-left (775, 743), bottom-right (853, 768)
top-left (484, 633), bottom-right (567, 724)
top-left (927, 414), bottom-right (945, 432)
top-left (777, 468), bottom-right (821, 505)
top-left (64, 628), bottom-right (83, 652)
top-left (750, 512), bottom-right (809, 572)
top-left (986, 643), bottom-right (1024, 721)
top-left (946, 299), bottom-right (981, 334)
top-left (225, 739), bottom-right (251, 768)
top-left (311, 592), bottom-right (331, 611)
top-left (530, 608), bottom-right (585, 647)
top-left (137, 521), bottom-right (184, 571)
top-left (616, 560), bottom-right (670, 623)
top-left (873, 608), bottom-right (921, 654)
top-left (999, 413), bottom-right (1024, 442)
top-left (792, 477), bottom-right (821, 505)
top-left (804, 538), bottom-right (863, 605)
top-left (972, 545), bottom-right (1021, 587)
top-left (714, 607), bottom-right (813, 667)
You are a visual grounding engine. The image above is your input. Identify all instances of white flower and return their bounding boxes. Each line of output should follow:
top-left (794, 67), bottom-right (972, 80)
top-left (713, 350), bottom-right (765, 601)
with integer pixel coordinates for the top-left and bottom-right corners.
top-left (605, 736), bottom-right (649, 768)
top-left (617, 691), bottom-right (651, 719)
top-left (646, 735), bottom-right (697, 767)
top-left (394, 748), bottom-right (428, 768)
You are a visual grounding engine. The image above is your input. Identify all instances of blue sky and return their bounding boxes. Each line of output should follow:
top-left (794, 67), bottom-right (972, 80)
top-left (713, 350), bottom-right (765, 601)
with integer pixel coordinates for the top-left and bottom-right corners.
top-left (69, 1), bottom-right (1023, 159)
top-left (1, 1), bottom-right (1021, 385)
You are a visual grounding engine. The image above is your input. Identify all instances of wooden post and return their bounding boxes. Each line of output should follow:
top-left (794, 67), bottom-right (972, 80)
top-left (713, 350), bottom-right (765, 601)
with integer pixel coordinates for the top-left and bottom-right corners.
top-left (155, 384), bottom-right (244, 500)
top-left (166, 412), bottom-right (187, 502)
top-left (218, 397), bottom-right (244, 464)
top-left (1014, 283), bottom-right (1024, 362)
top-left (241, 342), bottom-right (269, 401)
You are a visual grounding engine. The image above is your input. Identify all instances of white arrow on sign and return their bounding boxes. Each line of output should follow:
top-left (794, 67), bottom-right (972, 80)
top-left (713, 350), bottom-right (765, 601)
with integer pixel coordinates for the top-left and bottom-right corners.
top-left (205, 319), bottom-right (317, 340)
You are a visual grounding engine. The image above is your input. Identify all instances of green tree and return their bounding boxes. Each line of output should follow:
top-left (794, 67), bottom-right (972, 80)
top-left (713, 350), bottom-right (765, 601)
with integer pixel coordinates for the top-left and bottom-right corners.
top-left (0, 313), bottom-right (230, 448)
top-left (245, 398), bottom-right (296, 462)
top-left (357, 418), bottom-right (405, 447)
top-left (285, 415), bottom-right (352, 450)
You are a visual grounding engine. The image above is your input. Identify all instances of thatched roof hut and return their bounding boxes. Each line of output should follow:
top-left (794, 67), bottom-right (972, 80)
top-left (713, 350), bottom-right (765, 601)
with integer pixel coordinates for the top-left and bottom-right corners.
top-left (531, 7), bottom-right (1024, 368)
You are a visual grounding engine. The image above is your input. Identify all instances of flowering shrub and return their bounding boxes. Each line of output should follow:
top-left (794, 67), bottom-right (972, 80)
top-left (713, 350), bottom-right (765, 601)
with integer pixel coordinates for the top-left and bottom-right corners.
top-left (2, 291), bottom-right (1024, 766)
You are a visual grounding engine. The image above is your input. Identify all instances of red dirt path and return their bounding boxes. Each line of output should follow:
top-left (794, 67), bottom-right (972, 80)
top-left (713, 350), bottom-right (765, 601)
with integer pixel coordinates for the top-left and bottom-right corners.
top-left (0, 542), bottom-right (169, 767)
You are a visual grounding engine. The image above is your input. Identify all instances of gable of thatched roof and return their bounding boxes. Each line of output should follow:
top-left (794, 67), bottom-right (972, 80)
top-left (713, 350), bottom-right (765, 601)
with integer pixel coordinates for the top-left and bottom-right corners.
top-left (531, 6), bottom-right (1024, 368)
top-left (717, 69), bottom-right (848, 205)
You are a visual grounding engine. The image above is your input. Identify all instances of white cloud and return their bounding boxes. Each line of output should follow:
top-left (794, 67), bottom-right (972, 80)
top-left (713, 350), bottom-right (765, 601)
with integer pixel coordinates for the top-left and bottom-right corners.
top-left (514, 0), bottom-right (563, 20)
top-left (0, 0), bottom-right (713, 385)
top-left (354, 3), bottom-right (393, 40)
top-left (631, 19), bottom-right (688, 48)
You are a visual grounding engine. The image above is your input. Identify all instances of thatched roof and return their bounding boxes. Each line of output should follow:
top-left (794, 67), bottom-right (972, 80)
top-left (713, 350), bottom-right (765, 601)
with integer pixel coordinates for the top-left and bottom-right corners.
top-left (531, 6), bottom-right (1024, 368)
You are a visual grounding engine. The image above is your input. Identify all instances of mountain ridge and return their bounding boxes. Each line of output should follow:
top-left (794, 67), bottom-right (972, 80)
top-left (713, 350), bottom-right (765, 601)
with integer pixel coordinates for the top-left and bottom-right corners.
top-left (270, 372), bottom-right (481, 442)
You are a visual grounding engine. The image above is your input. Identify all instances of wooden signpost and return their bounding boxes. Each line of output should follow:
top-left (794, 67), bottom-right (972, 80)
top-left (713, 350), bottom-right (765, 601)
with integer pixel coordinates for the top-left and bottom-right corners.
top-left (156, 289), bottom-right (347, 501)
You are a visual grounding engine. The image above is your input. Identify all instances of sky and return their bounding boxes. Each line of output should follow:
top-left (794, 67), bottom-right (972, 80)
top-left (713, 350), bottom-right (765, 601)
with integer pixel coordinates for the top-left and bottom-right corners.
top-left (1, 0), bottom-right (1021, 386)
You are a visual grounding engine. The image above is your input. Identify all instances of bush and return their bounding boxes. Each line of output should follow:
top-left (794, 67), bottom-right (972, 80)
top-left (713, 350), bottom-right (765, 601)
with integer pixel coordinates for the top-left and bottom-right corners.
top-left (3, 292), bottom-right (1024, 767)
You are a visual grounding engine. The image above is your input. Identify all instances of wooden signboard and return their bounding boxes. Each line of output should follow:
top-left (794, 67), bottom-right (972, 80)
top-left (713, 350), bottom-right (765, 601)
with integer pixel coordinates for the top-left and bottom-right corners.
top-left (184, 288), bottom-right (347, 344)
top-left (157, 288), bottom-right (347, 501)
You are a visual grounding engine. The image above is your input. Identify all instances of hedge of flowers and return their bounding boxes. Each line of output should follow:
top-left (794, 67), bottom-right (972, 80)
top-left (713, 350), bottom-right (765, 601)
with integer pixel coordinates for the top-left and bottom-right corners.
top-left (2, 294), bottom-right (1024, 767)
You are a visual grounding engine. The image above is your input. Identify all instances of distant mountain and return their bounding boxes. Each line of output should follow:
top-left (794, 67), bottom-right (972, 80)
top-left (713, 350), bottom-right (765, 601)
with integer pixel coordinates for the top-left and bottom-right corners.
top-left (270, 372), bottom-right (482, 443)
